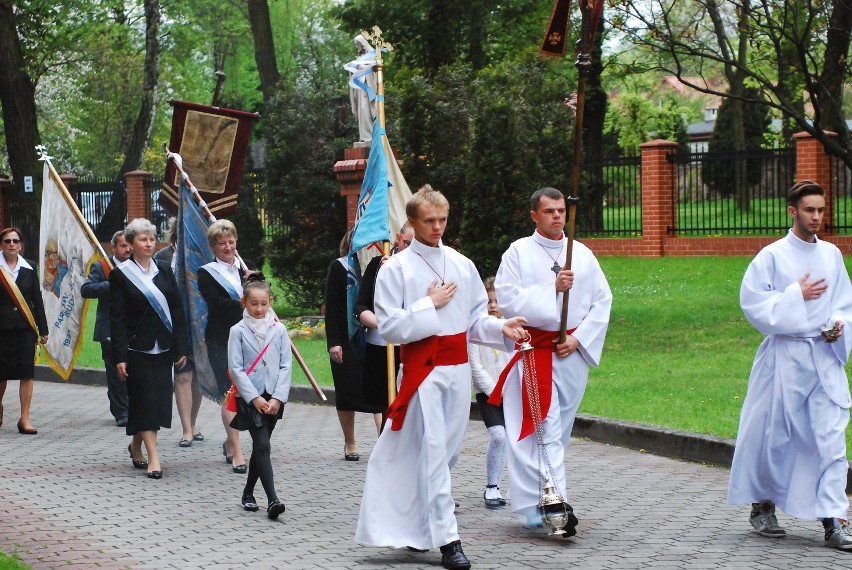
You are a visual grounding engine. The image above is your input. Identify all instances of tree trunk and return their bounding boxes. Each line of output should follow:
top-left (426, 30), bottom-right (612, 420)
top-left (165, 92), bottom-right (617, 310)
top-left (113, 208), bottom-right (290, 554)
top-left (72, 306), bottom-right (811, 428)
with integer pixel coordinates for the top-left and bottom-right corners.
top-left (247, 0), bottom-right (279, 104)
top-left (816, 0), bottom-right (852, 145)
top-left (0, 0), bottom-right (41, 247)
top-left (581, 16), bottom-right (607, 233)
top-left (118, 0), bottom-right (161, 178)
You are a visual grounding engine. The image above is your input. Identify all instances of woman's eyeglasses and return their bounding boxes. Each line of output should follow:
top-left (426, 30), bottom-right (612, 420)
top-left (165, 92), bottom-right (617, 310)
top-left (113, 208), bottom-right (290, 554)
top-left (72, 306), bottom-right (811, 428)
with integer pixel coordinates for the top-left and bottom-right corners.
top-left (2, 238), bottom-right (21, 244)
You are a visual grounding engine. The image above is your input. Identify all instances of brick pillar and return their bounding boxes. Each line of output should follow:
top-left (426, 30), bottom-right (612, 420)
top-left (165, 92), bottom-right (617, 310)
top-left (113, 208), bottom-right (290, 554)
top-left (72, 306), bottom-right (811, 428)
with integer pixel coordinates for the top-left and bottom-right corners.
top-left (639, 139), bottom-right (679, 256)
top-left (333, 147), bottom-right (370, 227)
top-left (794, 131), bottom-right (838, 233)
top-left (0, 176), bottom-right (9, 228)
top-left (124, 170), bottom-right (152, 222)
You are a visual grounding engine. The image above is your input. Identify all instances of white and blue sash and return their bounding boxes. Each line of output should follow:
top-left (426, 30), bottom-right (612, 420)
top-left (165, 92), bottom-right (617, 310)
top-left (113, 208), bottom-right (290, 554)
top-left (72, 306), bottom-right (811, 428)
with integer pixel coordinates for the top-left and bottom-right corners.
top-left (202, 261), bottom-right (242, 301)
top-left (120, 260), bottom-right (172, 332)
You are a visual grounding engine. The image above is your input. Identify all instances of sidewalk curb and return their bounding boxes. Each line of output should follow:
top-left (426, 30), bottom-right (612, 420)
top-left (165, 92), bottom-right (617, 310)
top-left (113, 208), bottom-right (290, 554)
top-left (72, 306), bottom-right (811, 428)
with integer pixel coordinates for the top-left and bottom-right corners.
top-left (36, 364), bottom-right (851, 494)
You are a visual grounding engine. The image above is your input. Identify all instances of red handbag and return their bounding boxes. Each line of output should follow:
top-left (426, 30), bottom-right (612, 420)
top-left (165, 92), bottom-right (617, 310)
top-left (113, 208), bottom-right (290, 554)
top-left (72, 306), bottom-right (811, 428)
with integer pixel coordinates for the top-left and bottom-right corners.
top-left (224, 339), bottom-right (273, 412)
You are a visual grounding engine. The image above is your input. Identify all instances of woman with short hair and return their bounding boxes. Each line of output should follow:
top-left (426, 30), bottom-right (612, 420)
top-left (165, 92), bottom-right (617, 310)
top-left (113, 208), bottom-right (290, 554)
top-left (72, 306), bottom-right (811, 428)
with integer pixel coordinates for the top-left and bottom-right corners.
top-left (198, 219), bottom-right (255, 474)
top-left (110, 218), bottom-right (189, 478)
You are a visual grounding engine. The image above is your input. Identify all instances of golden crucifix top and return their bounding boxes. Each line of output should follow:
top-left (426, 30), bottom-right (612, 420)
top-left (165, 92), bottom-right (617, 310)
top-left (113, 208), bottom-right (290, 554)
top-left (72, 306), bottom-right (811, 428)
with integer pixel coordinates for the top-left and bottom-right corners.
top-left (360, 25), bottom-right (394, 62)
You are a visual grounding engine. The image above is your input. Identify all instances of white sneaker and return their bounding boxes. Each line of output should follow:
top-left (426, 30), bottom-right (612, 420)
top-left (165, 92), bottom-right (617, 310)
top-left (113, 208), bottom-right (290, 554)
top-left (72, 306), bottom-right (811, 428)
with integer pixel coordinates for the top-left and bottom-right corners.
top-left (484, 486), bottom-right (506, 508)
top-left (825, 520), bottom-right (852, 550)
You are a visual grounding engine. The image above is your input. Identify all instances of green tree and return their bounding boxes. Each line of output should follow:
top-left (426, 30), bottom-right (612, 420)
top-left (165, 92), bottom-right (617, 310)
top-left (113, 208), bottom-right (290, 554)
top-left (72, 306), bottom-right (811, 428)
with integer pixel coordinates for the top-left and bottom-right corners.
top-left (263, 9), bottom-right (352, 310)
top-left (701, 88), bottom-right (770, 202)
top-left (461, 56), bottom-right (574, 276)
top-left (653, 98), bottom-right (690, 153)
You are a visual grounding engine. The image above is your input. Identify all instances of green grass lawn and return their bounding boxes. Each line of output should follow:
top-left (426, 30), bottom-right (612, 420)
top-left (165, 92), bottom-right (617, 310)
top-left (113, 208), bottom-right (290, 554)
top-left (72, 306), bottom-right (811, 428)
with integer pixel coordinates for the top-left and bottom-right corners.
top-left (0, 550), bottom-right (30, 569)
top-left (69, 256), bottom-right (852, 456)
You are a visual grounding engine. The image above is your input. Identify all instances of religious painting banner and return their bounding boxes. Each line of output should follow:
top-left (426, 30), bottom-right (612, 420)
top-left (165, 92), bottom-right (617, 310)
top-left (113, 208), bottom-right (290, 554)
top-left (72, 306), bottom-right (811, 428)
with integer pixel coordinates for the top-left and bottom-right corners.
top-left (160, 99), bottom-right (258, 217)
top-left (39, 163), bottom-right (102, 379)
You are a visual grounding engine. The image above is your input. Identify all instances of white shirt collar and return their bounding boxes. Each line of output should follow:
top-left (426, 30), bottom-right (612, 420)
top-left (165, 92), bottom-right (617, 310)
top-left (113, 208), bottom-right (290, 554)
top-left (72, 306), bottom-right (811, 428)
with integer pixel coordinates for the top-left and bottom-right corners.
top-left (215, 257), bottom-right (240, 273)
top-left (0, 254), bottom-right (31, 274)
top-left (532, 229), bottom-right (566, 249)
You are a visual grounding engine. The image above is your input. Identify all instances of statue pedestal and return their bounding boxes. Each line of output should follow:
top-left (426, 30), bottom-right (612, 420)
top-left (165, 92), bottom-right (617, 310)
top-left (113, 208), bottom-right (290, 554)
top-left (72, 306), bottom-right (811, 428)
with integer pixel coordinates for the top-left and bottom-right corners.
top-left (333, 146), bottom-right (370, 227)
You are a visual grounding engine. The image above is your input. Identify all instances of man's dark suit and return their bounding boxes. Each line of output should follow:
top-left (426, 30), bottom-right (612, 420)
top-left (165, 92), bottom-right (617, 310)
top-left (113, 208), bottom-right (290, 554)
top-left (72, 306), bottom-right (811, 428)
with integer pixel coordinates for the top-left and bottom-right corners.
top-left (81, 258), bottom-right (128, 424)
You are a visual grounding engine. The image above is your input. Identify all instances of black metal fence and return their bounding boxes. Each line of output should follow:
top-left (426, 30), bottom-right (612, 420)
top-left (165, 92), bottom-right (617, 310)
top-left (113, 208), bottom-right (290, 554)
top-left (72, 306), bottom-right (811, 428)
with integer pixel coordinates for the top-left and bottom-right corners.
top-left (670, 148), bottom-right (796, 236)
top-left (827, 154), bottom-right (852, 235)
top-left (577, 155), bottom-right (642, 238)
top-left (74, 175), bottom-right (126, 242)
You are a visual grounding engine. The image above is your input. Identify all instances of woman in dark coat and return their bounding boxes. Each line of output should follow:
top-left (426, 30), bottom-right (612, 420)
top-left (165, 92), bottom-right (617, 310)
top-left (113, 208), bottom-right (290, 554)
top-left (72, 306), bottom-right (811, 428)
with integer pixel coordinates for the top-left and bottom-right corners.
top-left (198, 219), bottom-right (254, 473)
top-left (325, 228), bottom-right (377, 461)
top-left (0, 227), bottom-right (49, 434)
top-left (110, 219), bottom-right (189, 479)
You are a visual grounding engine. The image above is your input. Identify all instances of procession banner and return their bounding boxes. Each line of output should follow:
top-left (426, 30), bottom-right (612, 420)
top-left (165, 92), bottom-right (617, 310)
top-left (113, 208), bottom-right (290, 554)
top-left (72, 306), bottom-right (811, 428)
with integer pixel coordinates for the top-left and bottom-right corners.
top-left (540, 0), bottom-right (572, 57)
top-left (348, 118), bottom-right (412, 341)
top-left (38, 163), bottom-right (102, 379)
top-left (173, 180), bottom-right (220, 401)
top-left (159, 99), bottom-right (258, 217)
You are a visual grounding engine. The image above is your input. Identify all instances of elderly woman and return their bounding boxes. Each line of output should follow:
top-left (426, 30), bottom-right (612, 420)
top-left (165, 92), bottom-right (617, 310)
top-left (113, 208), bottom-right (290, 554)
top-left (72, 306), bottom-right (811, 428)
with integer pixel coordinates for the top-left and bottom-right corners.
top-left (198, 219), bottom-right (254, 474)
top-left (110, 219), bottom-right (188, 479)
top-left (0, 228), bottom-right (48, 434)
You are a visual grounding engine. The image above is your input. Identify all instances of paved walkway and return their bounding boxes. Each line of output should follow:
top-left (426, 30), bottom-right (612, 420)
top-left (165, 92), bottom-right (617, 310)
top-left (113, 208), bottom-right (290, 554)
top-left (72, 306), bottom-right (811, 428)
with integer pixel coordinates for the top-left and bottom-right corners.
top-left (0, 381), bottom-right (849, 569)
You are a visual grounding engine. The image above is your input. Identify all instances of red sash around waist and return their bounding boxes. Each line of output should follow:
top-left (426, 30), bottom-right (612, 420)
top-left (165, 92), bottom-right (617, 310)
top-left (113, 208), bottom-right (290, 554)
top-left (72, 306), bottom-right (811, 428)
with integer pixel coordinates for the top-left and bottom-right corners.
top-left (387, 331), bottom-right (468, 431)
top-left (487, 326), bottom-right (576, 441)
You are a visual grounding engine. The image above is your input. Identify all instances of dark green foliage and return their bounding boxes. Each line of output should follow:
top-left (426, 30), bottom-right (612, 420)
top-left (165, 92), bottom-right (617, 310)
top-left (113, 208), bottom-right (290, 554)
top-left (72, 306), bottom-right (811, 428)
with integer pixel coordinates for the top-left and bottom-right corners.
top-left (387, 63), bottom-right (472, 239)
top-left (231, 171), bottom-right (266, 270)
top-left (702, 88), bottom-right (770, 196)
top-left (654, 99), bottom-right (689, 154)
top-left (263, 86), bottom-right (352, 311)
top-left (336, 0), bottom-right (551, 73)
top-left (462, 57), bottom-right (574, 276)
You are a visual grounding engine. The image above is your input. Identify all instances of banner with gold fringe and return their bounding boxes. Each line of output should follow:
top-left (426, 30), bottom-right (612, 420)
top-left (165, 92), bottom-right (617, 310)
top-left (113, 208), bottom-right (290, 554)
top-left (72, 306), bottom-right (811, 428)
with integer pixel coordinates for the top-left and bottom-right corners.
top-left (38, 163), bottom-right (102, 380)
top-left (159, 99), bottom-right (258, 217)
top-left (540, 0), bottom-right (573, 57)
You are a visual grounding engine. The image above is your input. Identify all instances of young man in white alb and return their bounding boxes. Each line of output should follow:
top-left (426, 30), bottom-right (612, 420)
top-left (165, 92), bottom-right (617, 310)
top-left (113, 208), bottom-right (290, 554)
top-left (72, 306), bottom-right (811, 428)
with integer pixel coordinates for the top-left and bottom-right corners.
top-left (355, 185), bottom-right (528, 570)
top-left (493, 186), bottom-right (611, 534)
top-left (728, 180), bottom-right (852, 550)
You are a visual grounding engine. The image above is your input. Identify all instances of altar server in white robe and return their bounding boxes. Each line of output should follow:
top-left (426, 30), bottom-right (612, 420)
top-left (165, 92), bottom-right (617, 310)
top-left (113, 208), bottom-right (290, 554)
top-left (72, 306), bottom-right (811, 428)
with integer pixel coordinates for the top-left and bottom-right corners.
top-left (492, 187), bottom-right (611, 535)
top-left (355, 185), bottom-right (528, 570)
top-left (728, 180), bottom-right (852, 550)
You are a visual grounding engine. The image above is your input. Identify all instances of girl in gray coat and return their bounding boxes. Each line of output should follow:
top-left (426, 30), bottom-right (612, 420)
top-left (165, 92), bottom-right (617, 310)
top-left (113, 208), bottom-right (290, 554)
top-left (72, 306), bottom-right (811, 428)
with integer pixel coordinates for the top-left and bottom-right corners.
top-left (227, 274), bottom-right (292, 519)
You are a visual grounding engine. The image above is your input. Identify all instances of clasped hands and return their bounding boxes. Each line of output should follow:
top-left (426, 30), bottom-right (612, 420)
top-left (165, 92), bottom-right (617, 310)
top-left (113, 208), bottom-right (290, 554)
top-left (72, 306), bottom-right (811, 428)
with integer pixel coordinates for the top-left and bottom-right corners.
top-left (252, 396), bottom-right (282, 415)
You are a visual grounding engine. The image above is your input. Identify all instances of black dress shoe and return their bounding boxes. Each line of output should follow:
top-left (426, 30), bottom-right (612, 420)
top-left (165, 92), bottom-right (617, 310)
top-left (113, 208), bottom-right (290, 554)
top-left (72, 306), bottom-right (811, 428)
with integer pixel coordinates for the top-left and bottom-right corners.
top-left (561, 505), bottom-right (579, 538)
top-left (128, 444), bottom-right (148, 469)
top-left (439, 540), bottom-right (471, 570)
top-left (116, 418), bottom-right (128, 427)
top-left (147, 470), bottom-right (163, 479)
top-left (233, 464), bottom-right (247, 474)
top-left (223, 442), bottom-right (233, 464)
top-left (267, 500), bottom-right (285, 520)
top-left (241, 493), bottom-right (259, 512)
top-left (192, 431), bottom-right (204, 441)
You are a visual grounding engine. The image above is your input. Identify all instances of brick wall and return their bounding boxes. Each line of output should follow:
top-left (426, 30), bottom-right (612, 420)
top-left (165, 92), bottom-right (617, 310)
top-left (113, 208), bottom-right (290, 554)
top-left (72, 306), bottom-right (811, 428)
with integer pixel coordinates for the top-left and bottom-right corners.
top-left (579, 131), bottom-right (852, 257)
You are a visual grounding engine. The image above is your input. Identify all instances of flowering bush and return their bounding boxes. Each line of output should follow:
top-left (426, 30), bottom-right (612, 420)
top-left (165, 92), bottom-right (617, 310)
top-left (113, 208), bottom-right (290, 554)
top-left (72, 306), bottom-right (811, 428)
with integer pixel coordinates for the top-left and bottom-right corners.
top-left (284, 318), bottom-right (326, 340)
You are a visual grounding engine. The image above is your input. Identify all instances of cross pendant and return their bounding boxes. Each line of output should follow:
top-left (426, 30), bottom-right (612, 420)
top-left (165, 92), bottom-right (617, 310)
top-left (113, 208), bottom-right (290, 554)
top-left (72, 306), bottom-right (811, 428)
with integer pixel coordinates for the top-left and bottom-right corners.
top-left (551, 262), bottom-right (561, 276)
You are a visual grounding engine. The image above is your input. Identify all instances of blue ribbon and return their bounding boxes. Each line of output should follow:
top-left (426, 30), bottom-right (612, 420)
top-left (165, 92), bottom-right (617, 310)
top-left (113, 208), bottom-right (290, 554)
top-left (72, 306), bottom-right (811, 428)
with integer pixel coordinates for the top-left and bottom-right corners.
top-left (121, 264), bottom-right (173, 333)
top-left (202, 262), bottom-right (241, 301)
